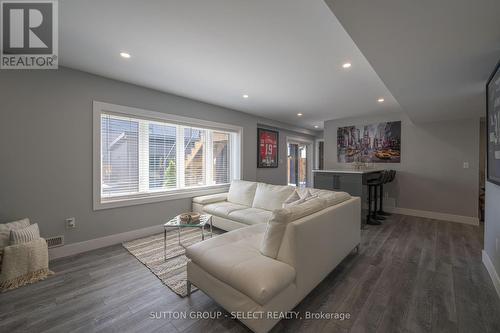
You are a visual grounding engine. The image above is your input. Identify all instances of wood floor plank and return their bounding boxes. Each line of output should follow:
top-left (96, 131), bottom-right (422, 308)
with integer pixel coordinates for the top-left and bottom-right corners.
top-left (1, 215), bottom-right (499, 333)
top-left (453, 265), bottom-right (486, 333)
top-left (405, 267), bottom-right (434, 333)
top-left (431, 270), bottom-right (457, 333)
top-left (375, 261), bottom-right (419, 333)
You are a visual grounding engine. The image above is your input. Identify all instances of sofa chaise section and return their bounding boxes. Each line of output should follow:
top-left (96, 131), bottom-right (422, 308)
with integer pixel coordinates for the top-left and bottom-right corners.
top-left (187, 189), bottom-right (361, 333)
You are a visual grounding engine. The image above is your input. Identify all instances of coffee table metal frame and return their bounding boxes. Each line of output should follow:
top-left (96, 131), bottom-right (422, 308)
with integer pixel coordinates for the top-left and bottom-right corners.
top-left (163, 214), bottom-right (213, 260)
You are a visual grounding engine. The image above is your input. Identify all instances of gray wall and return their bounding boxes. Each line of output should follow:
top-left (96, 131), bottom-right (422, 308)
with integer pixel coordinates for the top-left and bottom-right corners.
top-left (0, 68), bottom-right (313, 244)
top-left (485, 182), bottom-right (500, 282)
top-left (324, 112), bottom-right (480, 218)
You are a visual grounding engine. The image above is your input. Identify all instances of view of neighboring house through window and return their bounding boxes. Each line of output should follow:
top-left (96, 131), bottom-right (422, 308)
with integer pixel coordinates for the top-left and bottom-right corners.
top-left (149, 123), bottom-right (177, 189)
top-left (99, 111), bottom-right (238, 204)
top-left (213, 132), bottom-right (230, 184)
top-left (184, 128), bottom-right (206, 187)
top-left (101, 116), bottom-right (139, 196)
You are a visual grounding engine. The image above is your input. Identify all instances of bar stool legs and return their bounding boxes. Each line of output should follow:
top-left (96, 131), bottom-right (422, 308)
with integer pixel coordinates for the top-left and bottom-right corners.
top-left (366, 169), bottom-right (397, 225)
top-left (377, 170), bottom-right (395, 217)
top-left (377, 183), bottom-right (391, 216)
top-left (372, 184), bottom-right (386, 221)
top-left (367, 184), bottom-right (381, 225)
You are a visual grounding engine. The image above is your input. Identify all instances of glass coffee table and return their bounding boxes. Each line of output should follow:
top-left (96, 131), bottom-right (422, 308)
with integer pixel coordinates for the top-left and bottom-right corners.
top-left (163, 214), bottom-right (213, 260)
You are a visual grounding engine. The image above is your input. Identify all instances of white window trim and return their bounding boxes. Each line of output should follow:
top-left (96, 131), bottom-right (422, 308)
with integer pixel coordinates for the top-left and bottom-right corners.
top-left (93, 101), bottom-right (242, 210)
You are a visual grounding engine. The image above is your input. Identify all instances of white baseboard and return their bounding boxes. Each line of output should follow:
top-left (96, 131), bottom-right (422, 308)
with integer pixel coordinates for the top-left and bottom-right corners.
top-left (49, 224), bottom-right (163, 260)
top-left (385, 206), bottom-right (479, 226)
top-left (482, 250), bottom-right (500, 300)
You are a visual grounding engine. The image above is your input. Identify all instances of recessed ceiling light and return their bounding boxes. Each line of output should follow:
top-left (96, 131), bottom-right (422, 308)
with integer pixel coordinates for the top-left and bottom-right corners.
top-left (297, 113), bottom-right (303, 117)
top-left (378, 98), bottom-right (385, 103)
top-left (120, 52), bottom-right (131, 59)
top-left (314, 125), bottom-right (319, 129)
top-left (342, 62), bottom-right (352, 69)
top-left (242, 94), bottom-right (249, 99)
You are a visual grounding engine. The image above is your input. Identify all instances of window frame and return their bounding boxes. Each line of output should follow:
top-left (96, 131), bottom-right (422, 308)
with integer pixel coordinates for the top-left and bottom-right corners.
top-left (93, 101), bottom-right (242, 210)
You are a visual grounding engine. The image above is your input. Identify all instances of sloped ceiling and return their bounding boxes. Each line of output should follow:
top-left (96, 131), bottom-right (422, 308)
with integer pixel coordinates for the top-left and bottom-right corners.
top-left (325, 0), bottom-right (500, 122)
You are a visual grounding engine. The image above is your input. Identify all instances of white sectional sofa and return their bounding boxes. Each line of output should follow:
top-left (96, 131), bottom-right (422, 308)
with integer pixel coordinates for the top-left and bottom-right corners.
top-left (187, 180), bottom-right (361, 333)
top-left (192, 180), bottom-right (353, 231)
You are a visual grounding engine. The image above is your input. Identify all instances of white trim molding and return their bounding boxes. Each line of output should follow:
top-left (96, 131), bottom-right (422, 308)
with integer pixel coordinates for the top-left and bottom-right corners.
top-left (49, 224), bottom-right (164, 260)
top-left (482, 250), bottom-right (500, 300)
top-left (385, 206), bottom-right (479, 225)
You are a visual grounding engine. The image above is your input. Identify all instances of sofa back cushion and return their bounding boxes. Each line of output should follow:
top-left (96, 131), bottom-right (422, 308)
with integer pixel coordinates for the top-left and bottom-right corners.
top-left (260, 209), bottom-right (292, 258)
top-left (288, 198), bottom-right (328, 221)
top-left (227, 180), bottom-right (257, 206)
top-left (260, 198), bottom-right (327, 258)
top-left (309, 189), bottom-right (351, 206)
top-left (252, 183), bottom-right (295, 211)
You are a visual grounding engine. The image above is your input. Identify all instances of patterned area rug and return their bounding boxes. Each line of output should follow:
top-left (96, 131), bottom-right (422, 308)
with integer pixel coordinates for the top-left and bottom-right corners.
top-left (123, 227), bottom-right (221, 297)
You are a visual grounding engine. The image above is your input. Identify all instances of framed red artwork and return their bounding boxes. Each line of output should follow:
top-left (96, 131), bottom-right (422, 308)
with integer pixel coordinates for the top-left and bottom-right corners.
top-left (257, 128), bottom-right (279, 168)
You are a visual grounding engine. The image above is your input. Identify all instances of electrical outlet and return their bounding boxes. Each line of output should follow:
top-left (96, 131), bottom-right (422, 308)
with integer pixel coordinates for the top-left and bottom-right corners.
top-left (66, 217), bottom-right (76, 229)
top-left (463, 161), bottom-right (469, 169)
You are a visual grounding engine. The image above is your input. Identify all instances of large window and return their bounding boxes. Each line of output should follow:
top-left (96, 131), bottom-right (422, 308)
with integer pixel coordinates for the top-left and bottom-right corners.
top-left (94, 102), bottom-right (241, 209)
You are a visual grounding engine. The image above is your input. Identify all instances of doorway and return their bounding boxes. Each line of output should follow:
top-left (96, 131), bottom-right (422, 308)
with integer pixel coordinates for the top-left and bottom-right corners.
top-left (315, 139), bottom-right (324, 170)
top-left (287, 141), bottom-right (309, 187)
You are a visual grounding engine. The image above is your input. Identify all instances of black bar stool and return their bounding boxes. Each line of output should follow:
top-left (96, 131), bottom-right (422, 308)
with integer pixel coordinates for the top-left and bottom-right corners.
top-left (378, 170), bottom-right (396, 217)
top-left (366, 170), bottom-right (389, 225)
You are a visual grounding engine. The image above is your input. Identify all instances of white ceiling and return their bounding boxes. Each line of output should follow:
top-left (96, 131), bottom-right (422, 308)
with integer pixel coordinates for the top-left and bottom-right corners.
top-left (59, 0), bottom-right (401, 130)
top-left (325, 0), bottom-right (500, 123)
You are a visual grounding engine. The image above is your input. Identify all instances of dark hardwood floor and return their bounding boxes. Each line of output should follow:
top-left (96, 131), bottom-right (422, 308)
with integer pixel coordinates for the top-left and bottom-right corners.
top-left (1, 214), bottom-right (499, 333)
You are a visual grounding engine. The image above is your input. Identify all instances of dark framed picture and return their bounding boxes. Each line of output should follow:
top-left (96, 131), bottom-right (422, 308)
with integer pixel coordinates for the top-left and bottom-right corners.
top-left (257, 128), bottom-right (279, 168)
top-left (487, 59), bottom-right (500, 186)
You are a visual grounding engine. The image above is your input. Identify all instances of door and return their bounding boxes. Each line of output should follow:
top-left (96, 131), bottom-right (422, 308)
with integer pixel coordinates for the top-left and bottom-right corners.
top-left (288, 142), bottom-right (308, 187)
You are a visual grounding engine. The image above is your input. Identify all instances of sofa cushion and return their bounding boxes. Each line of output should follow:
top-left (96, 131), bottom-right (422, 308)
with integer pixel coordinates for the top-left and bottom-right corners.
top-left (252, 183), bottom-right (295, 211)
top-left (295, 188), bottom-right (306, 199)
top-left (260, 209), bottom-right (292, 258)
top-left (260, 198), bottom-right (327, 259)
top-left (192, 192), bottom-right (228, 205)
top-left (228, 208), bottom-right (273, 225)
top-left (186, 224), bottom-right (296, 305)
top-left (309, 189), bottom-right (351, 206)
top-left (283, 190), bottom-right (300, 205)
top-left (288, 198), bottom-right (328, 221)
top-left (203, 202), bottom-right (248, 218)
top-left (227, 180), bottom-right (257, 206)
top-left (0, 218), bottom-right (30, 250)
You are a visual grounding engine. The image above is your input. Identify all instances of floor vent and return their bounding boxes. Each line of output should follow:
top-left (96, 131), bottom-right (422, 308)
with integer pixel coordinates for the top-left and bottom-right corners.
top-left (46, 235), bottom-right (64, 248)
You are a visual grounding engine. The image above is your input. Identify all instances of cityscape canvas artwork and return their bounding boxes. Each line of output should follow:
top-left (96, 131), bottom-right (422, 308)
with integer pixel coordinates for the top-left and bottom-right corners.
top-left (337, 121), bottom-right (401, 163)
top-left (487, 61), bottom-right (500, 186)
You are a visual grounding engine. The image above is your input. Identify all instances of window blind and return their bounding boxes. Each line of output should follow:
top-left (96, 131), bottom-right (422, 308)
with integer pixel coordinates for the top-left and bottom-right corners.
top-left (213, 131), bottom-right (230, 184)
top-left (149, 123), bottom-right (177, 189)
top-left (101, 114), bottom-right (139, 197)
top-left (100, 113), bottom-right (236, 200)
